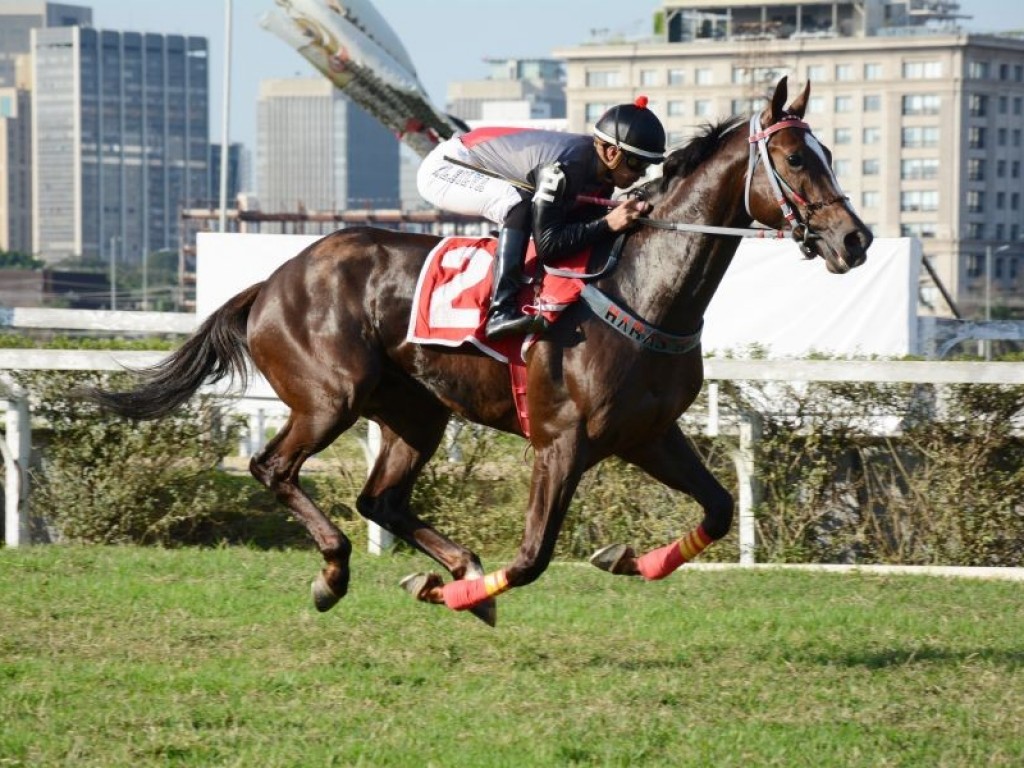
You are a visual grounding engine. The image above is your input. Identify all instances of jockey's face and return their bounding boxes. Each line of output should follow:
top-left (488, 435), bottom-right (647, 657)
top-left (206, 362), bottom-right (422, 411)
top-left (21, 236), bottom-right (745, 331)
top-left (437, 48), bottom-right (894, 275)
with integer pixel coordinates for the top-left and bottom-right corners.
top-left (595, 141), bottom-right (648, 188)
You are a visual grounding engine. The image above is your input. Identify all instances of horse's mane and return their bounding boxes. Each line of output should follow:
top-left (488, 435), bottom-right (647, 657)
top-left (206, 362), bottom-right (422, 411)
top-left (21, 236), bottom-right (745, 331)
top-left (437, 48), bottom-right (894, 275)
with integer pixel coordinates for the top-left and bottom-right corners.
top-left (644, 116), bottom-right (746, 197)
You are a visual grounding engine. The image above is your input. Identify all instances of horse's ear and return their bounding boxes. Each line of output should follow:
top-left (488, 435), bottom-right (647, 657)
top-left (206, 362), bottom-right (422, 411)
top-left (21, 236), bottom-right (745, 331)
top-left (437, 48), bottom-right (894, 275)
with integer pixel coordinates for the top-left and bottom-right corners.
top-left (787, 79), bottom-right (812, 118)
top-left (764, 76), bottom-right (789, 125)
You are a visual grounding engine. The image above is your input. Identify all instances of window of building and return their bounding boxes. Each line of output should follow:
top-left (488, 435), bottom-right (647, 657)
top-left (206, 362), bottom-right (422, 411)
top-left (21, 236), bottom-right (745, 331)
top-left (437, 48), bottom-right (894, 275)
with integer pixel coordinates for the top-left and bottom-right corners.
top-left (966, 190), bottom-right (984, 213)
top-left (0, 95), bottom-right (12, 117)
top-left (809, 96), bottom-right (825, 114)
top-left (585, 102), bottom-right (611, 122)
top-left (667, 100), bottom-right (685, 117)
top-left (902, 157), bottom-right (939, 180)
top-left (968, 60), bottom-right (990, 79)
top-left (998, 127), bottom-right (1007, 147)
top-left (586, 70), bottom-right (621, 88)
top-left (903, 60), bottom-right (943, 79)
top-left (967, 158), bottom-right (986, 181)
top-left (903, 93), bottom-right (942, 115)
top-left (902, 190), bottom-right (940, 211)
top-left (967, 93), bottom-right (987, 116)
top-left (694, 99), bottom-right (712, 116)
top-left (862, 158), bottom-right (880, 175)
top-left (1000, 63), bottom-right (1010, 80)
top-left (996, 224), bottom-right (1006, 242)
top-left (997, 191), bottom-right (1006, 209)
top-left (968, 126), bottom-right (986, 149)
top-left (695, 68), bottom-right (713, 85)
top-left (834, 95), bottom-right (853, 112)
top-left (731, 98), bottom-right (759, 114)
top-left (999, 95), bottom-right (1009, 114)
top-left (901, 223), bottom-right (937, 238)
top-left (834, 127), bottom-right (852, 144)
top-left (967, 225), bottom-right (985, 243)
top-left (863, 94), bottom-right (881, 111)
top-left (863, 126), bottom-right (881, 144)
top-left (807, 64), bottom-right (825, 81)
top-left (1012, 192), bottom-right (1020, 210)
top-left (861, 191), bottom-right (879, 208)
top-left (833, 158), bottom-right (851, 177)
top-left (1014, 129), bottom-right (1022, 147)
top-left (903, 126), bottom-right (941, 148)
top-left (640, 69), bottom-right (659, 87)
top-left (864, 63), bottom-right (883, 80)
top-left (835, 64), bottom-right (854, 81)
top-left (667, 131), bottom-right (686, 147)
top-left (1017, 65), bottom-right (1024, 82)
top-left (1016, 97), bottom-right (1023, 115)
top-left (997, 159), bottom-right (1007, 177)
top-left (668, 68), bottom-right (685, 86)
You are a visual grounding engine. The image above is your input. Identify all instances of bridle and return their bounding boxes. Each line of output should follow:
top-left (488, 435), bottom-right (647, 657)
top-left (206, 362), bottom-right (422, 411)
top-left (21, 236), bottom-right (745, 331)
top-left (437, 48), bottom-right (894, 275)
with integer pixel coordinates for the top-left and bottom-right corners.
top-left (639, 111), bottom-right (849, 250)
top-left (744, 111), bottom-right (850, 253)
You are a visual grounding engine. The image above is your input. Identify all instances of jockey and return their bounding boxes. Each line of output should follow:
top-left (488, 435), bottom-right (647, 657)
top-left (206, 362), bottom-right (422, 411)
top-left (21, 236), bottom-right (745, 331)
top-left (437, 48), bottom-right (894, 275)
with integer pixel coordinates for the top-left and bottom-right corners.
top-left (417, 97), bottom-right (666, 340)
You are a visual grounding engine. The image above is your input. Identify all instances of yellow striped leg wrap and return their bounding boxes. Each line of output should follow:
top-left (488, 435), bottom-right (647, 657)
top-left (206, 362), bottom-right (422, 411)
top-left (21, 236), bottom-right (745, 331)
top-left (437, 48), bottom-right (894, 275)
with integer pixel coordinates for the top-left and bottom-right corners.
top-left (678, 526), bottom-right (713, 562)
top-left (483, 569), bottom-right (510, 597)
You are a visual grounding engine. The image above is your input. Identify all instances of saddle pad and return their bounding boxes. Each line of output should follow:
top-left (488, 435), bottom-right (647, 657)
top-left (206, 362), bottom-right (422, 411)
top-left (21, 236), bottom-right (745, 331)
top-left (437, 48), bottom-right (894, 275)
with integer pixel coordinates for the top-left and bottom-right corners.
top-left (406, 236), bottom-right (590, 364)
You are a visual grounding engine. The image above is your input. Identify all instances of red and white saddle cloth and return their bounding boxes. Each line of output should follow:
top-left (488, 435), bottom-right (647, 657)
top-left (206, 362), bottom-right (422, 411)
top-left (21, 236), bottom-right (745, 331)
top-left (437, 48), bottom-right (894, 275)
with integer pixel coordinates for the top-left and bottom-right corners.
top-left (406, 236), bottom-right (592, 437)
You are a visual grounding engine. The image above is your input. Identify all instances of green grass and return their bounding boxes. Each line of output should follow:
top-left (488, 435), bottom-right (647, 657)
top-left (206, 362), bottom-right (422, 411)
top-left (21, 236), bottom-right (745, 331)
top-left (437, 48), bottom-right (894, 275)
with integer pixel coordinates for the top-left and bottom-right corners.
top-left (1, 546), bottom-right (1022, 767)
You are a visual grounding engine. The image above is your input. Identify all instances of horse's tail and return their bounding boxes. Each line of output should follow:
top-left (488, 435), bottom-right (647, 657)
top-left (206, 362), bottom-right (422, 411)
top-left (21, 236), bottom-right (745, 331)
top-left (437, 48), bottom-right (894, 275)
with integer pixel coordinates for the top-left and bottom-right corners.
top-left (87, 282), bottom-right (264, 420)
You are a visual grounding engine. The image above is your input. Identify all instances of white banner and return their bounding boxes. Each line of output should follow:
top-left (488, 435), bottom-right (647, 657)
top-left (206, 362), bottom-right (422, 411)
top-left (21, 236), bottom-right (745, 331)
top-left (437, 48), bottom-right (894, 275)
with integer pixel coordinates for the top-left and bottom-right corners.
top-left (198, 234), bottom-right (921, 358)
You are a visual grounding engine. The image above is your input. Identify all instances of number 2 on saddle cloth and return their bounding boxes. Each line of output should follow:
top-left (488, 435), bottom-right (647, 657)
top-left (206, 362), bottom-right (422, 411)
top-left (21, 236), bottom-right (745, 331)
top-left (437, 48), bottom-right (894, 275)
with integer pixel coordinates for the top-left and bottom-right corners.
top-left (405, 235), bottom-right (594, 438)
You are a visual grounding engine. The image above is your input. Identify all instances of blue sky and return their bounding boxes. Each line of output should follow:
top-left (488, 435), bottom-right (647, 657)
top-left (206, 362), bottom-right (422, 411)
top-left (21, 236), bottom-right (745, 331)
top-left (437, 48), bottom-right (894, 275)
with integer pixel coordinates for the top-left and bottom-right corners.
top-left (80, 0), bottom-right (1024, 150)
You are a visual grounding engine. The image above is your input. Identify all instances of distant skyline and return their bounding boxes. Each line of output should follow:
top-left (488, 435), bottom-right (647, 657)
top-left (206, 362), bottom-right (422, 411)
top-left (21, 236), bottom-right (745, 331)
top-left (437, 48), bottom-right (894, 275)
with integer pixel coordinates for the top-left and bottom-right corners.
top-left (75, 0), bottom-right (1024, 152)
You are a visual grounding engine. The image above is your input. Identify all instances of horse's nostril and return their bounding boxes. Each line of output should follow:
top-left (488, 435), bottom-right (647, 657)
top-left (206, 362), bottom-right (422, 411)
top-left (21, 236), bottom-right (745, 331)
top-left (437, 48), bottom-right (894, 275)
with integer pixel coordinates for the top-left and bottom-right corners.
top-left (845, 229), bottom-right (872, 253)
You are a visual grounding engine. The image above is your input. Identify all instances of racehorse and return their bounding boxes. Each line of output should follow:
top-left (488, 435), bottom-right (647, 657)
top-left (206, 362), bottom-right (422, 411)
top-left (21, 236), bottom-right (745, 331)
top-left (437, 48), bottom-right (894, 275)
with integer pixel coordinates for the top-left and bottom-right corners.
top-left (89, 77), bottom-right (871, 625)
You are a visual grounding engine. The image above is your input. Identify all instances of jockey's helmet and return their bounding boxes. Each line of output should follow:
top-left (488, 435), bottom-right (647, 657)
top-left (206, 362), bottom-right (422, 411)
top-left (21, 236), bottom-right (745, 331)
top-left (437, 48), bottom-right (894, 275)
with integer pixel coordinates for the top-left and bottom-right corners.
top-left (593, 96), bottom-right (666, 164)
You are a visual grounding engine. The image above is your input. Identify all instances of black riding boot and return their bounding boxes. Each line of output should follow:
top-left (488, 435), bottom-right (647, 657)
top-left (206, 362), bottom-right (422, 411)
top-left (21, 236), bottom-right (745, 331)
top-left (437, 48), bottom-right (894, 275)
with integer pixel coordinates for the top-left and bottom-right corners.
top-left (484, 228), bottom-right (545, 340)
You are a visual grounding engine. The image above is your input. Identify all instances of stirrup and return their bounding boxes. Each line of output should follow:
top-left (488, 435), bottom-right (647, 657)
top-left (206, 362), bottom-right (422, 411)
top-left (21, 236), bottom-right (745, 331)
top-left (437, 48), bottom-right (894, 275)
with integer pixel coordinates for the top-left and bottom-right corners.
top-left (484, 312), bottom-right (547, 341)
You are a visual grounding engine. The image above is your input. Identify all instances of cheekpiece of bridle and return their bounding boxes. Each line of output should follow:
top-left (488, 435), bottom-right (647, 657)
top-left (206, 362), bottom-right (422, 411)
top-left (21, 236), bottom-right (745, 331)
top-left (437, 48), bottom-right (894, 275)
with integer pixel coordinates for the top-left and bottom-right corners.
top-left (745, 111), bottom-right (849, 258)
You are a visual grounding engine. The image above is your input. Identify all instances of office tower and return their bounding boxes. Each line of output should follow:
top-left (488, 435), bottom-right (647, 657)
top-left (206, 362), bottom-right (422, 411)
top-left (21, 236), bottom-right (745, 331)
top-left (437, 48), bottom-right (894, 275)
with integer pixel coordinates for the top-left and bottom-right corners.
top-left (257, 77), bottom-right (399, 214)
top-left (210, 142), bottom-right (247, 206)
top-left (31, 26), bottom-right (209, 265)
top-left (0, 0), bottom-right (90, 86)
top-left (556, 0), bottom-right (1024, 314)
top-left (0, 55), bottom-right (30, 253)
top-left (446, 57), bottom-right (566, 122)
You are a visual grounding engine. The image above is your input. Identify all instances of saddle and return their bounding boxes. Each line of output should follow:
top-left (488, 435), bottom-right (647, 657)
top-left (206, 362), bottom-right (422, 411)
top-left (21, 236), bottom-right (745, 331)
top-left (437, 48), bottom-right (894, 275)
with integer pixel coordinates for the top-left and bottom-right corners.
top-left (406, 236), bottom-right (593, 436)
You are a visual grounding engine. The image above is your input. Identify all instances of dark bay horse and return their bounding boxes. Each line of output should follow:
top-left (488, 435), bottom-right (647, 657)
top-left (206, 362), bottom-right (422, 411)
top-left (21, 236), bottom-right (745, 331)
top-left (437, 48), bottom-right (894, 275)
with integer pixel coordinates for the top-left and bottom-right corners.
top-left (90, 77), bottom-right (871, 625)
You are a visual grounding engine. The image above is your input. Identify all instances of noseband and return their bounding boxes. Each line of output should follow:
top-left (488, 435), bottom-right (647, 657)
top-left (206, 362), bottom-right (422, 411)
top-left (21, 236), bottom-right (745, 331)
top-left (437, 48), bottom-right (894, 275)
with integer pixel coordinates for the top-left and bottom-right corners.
top-left (745, 113), bottom-right (849, 254)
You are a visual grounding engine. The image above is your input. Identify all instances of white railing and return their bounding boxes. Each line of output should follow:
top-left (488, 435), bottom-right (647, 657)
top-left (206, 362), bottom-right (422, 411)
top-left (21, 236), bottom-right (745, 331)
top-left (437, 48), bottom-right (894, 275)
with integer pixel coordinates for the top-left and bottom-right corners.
top-left (5, 348), bottom-right (1024, 557)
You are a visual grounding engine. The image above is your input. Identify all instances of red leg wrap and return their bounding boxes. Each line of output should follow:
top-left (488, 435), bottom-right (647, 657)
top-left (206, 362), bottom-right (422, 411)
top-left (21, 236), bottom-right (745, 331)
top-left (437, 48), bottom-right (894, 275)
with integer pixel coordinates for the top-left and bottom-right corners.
top-left (442, 569), bottom-right (509, 610)
top-left (636, 526), bottom-right (713, 581)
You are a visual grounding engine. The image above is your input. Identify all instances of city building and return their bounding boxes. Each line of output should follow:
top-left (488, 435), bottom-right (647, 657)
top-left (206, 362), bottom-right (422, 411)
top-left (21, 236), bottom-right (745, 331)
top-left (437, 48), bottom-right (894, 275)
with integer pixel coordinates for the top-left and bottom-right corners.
top-left (31, 26), bottom-right (209, 266)
top-left (0, 56), bottom-right (31, 254)
top-left (256, 77), bottom-right (399, 218)
top-left (209, 141), bottom-right (248, 207)
top-left (0, 0), bottom-right (90, 86)
top-left (446, 57), bottom-right (567, 122)
top-left (555, 0), bottom-right (1024, 316)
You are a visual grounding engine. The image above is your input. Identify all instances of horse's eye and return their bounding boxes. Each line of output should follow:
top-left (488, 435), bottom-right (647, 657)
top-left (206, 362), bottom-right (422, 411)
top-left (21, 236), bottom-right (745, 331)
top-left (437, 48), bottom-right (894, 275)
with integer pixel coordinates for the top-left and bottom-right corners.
top-left (786, 153), bottom-right (804, 168)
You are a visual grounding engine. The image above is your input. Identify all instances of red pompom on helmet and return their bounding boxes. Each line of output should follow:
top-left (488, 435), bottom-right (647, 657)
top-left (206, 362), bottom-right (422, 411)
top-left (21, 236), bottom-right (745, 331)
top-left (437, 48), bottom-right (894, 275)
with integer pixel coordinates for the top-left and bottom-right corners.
top-left (593, 94), bottom-right (666, 163)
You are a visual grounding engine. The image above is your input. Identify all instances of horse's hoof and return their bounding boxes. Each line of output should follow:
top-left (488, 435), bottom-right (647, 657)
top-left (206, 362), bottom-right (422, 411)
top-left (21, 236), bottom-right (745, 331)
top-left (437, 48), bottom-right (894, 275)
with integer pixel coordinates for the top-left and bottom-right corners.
top-left (469, 598), bottom-right (497, 627)
top-left (399, 572), bottom-right (443, 602)
top-left (590, 543), bottom-right (637, 575)
top-left (461, 562), bottom-right (498, 627)
top-left (311, 572), bottom-right (343, 613)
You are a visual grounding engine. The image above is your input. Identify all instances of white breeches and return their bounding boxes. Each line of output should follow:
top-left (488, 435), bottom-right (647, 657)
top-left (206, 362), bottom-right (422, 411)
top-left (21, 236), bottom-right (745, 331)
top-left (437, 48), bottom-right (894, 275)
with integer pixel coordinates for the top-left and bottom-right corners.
top-left (416, 137), bottom-right (525, 225)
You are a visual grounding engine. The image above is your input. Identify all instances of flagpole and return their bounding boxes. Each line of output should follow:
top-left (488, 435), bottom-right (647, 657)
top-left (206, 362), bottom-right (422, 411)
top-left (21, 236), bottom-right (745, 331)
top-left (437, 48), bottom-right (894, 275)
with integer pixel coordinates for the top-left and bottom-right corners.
top-left (218, 0), bottom-right (232, 232)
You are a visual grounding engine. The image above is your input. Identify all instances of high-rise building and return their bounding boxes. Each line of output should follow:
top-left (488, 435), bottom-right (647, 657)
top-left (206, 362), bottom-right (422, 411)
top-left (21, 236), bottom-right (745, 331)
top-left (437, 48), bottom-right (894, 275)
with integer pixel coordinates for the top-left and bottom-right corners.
top-left (446, 57), bottom-right (566, 122)
top-left (257, 78), bottom-right (399, 214)
top-left (31, 26), bottom-right (209, 265)
top-left (0, 55), bottom-right (31, 254)
top-left (0, 2), bottom-right (90, 255)
top-left (0, 0), bottom-right (90, 87)
top-left (210, 142), bottom-right (248, 207)
top-left (555, 0), bottom-right (1024, 315)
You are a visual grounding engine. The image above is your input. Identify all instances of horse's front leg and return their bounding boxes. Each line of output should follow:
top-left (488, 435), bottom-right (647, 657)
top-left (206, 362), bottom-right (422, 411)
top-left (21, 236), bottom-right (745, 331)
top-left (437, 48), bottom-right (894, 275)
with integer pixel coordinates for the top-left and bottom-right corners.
top-left (591, 423), bottom-right (734, 580)
top-left (405, 429), bottom-right (586, 615)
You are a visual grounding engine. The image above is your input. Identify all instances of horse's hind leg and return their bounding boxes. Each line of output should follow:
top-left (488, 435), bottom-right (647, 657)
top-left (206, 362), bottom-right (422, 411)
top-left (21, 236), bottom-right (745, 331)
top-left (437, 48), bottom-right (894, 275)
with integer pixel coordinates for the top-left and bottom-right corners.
top-left (360, 404), bottom-right (497, 624)
top-left (250, 410), bottom-right (357, 611)
top-left (592, 423), bottom-right (734, 580)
